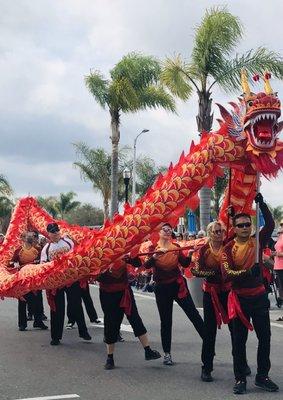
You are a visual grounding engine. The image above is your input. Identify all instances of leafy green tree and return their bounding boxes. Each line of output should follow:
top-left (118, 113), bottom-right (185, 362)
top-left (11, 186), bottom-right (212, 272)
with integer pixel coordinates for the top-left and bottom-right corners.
top-left (161, 6), bottom-right (283, 229)
top-left (74, 143), bottom-right (112, 220)
top-left (135, 157), bottom-right (167, 197)
top-left (0, 197), bottom-right (14, 233)
top-left (37, 196), bottom-right (60, 218)
top-left (74, 143), bottom-right (166, 216)
top-left (0, 175), bottom-right (14, 232)
top-left (65, 203), bottom-right (104, 227)
top-left (85, 52), bottom-right (175, 217)
top-left (37, 193), bottom-right (80, 219)
top-left (269, 205), bottom-right (283, 225)
top-left (55, 192), bottom-right (80, 219)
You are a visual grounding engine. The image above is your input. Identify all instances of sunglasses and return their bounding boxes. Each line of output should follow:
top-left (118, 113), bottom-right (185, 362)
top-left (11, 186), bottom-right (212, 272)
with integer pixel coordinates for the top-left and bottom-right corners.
top-left (162, 227), bottom-right (172, 233)
top-left (212, 229), bottom-right (223, 234)
top-left (235, 222), bottom-right (252, 228)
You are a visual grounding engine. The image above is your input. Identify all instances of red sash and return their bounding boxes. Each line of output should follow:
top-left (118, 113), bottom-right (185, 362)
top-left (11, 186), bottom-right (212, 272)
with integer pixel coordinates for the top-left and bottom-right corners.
top-left (176, 276), bottom-right (189, 299)
top-left (202, 282), bottom-right (231, 328)
top-left (161, 275), bottom-right (189, 299)
top-left (119, 286), bottom-right (132, 316)
top-left (100, 282), bottom-right (132, 316)
top-left (228, 285), bottom-right (266, 331)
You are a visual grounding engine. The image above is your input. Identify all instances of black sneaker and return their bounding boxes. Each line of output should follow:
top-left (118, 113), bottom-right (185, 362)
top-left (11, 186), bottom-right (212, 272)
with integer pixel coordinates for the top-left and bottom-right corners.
top-left (117, 333), bottom-right (125, 342)
top-left (19, 326), bottom-right (27, 331)
top-left (33, 322), bottom-right (48, 330)
top-left (104, 357), bottom-right (115, 370)
top-left (233, 380), bottom-right (247, 395)
top-left (145, 348), bottom-right (161, 361)
top-left (90, 319), bottom-right (101, 324)
top-left (80, 333), bottom-right (92, 341)
top-left (201, 368), bottom-right (213, 382)
top-left (255, 376), bottom-right (279, 392)
top-left (50, 339), bottom-right (60, 345)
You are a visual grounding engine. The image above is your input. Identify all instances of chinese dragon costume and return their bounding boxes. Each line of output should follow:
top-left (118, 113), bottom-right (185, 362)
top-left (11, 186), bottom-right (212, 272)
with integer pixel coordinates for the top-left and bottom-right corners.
top-left (0, 71), bottom-right (282, 299)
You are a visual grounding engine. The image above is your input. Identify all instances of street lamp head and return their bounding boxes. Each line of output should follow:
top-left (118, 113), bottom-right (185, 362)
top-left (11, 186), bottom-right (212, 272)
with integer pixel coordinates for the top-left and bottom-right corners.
top-left (141, 129), bottom-right (149, 133)
top-left (123, 168), bottom-right (131, 180)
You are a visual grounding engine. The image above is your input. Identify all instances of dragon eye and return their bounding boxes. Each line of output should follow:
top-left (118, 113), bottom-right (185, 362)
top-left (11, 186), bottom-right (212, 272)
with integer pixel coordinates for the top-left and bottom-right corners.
top-left (248, 100), bottom-right (253, 107)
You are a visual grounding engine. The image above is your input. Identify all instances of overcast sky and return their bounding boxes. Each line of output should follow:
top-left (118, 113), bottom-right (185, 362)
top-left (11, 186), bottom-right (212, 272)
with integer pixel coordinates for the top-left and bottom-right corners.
top-left (1, 0), bottom-right (283, 210)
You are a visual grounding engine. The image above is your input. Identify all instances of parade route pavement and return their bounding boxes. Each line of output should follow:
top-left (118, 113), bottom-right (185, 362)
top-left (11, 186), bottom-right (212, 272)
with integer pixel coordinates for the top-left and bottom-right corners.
top-left (0, 285), bottom-right (282, 400)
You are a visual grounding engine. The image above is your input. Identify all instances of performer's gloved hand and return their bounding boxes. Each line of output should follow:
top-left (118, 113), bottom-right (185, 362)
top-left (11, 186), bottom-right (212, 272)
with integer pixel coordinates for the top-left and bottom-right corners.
top-left (250, 263), bottom-right (261, 278)
top-left (123, 253), bottom-right (132, 263)
top-left (254, 193), bottom-right (264, 206)
top-left (227, 205), bottom-right (235, 218)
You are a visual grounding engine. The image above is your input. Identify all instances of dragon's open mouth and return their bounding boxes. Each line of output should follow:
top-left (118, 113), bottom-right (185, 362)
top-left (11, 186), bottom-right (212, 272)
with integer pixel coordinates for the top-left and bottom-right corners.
top-left (244, 112), bottom-right (280, 149)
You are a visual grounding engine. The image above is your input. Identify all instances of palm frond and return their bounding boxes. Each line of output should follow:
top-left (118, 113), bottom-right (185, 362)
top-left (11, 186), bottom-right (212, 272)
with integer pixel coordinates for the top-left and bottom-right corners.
top-left (213, 48), bottom-right (283, 92)
top-left (73, 143), bottom-right (111, 199)
top-left (0, 174), bottom-right (13, 196)
top-left (137, 86), bottom-right (176, 112)
top-left (85, 71), bottom-right (109, 108)
top-left (111, 52), bottom-right (161, 89)
top-left (192, 6), bottom-right (243, 76)
top-left (108, 77), bottom-right (140, 111)
top-left (161, 56), bottom-right (194, 100)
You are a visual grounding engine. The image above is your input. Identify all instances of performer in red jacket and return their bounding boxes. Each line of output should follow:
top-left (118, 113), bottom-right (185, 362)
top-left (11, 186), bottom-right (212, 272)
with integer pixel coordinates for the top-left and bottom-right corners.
top-left (192, 221), bottom-right (242, 381)
top-left (11, 232), bottom-right (48, 331)
top-left (98, 257), bottom-right (161, 370)
top-left (222, 193), bottom-right (279, 395)
top-left (144, 223), bottom-right (204, 366)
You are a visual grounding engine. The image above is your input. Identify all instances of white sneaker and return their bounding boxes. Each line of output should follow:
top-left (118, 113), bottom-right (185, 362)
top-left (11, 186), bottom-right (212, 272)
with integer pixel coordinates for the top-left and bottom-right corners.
top-left (66, 322), bottom-right (75, 330)
top-left (163, 353), bottom-right (173, 366)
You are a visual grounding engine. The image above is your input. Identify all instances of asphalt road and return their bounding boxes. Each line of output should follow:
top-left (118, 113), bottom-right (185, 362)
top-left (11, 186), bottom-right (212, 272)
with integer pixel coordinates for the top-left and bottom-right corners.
top-left (0, 285), bottom-right (282, 400)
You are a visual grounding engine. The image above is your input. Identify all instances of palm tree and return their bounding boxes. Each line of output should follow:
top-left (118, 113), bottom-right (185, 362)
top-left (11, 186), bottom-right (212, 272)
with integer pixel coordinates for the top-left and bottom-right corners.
top-left (161, 6), bottom-right (283, 229)
top-left (0, 174), bottom-right (14, 232)
top-left (269, 205), bottom-right (283, 225)
top-left (0, 196), bottom-right (14, 232)
top-left (211, 169), bottom-right (229, 218)
top-left (85, 52), bottom-right (175, 217)
top-left (55, 192), bottom-right (80, 219)
top-left (74, 143), bottom-right (112, 220)
top-left (37, 196), bottom-right (60, 218)
top-left (135, 157), bottom-right (167, 196)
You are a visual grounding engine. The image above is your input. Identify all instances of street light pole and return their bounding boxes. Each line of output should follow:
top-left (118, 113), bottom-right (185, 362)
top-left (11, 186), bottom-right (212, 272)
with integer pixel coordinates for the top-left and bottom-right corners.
top-left (132, 129), bottom-right (149, 204)
top-left (123, 168), bottom-right (131, 204)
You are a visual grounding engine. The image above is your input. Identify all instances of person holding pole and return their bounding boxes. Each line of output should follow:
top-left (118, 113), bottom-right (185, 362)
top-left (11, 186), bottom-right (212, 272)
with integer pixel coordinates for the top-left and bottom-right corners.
top-left (221, 192), bottom-right (279, 394)
top-left (143, 223), bottom-right (204, 366)
top-left (191, 221), bottom-right (250, 382)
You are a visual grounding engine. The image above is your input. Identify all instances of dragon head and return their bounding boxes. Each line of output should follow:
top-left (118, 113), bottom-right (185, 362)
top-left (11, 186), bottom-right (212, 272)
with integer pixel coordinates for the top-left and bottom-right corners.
top-left (242, 72), bottom-right (281, 151)
top-left (217, 71), bottom-right (283, 176)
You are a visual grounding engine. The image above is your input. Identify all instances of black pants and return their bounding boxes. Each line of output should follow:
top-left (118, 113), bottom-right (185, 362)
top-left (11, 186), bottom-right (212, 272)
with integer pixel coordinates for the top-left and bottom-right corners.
top-left (99, 287), bottom-right (147, 344)
top-left (202, 291), bottom-right (234, 372)
top-left (154, 279), bottom-right (204, 353)
top-left (276, 270), bottom-right (283, 298)
top-left (50, 282), bottom-right (88, 340)
top-left (233, 292), bottom-right (271, 381)
top-left (67, 284), bottom-right (98, 323)
top-left (18, 291), bottom-right (43, 328)
top-left (27, 290), bottom-right (44, 316)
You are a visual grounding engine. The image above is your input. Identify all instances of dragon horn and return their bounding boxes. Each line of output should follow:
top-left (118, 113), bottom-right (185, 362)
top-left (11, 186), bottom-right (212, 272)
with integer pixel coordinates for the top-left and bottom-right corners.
top-left (263, 72), bottom-right (273, 95)
top-left (241, 69), bottom-right (251, 98)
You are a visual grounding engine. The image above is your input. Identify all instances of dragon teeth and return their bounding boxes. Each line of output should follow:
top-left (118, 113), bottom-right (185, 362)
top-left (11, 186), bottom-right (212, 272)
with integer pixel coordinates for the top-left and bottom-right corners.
top-left (252, 113), bottom-right (277, 124)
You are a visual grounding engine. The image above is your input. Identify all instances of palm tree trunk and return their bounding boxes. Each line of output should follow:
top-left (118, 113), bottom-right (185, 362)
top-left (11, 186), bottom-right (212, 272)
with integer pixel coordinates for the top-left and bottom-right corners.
top-left (214, 190), bottom-right (220, 217)
top-left (197, 90), bottom-right (213, 231)
top-left (110, 110), bottom-right (120, 218)
top-left (103, 198), bottom-right (109, 221)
